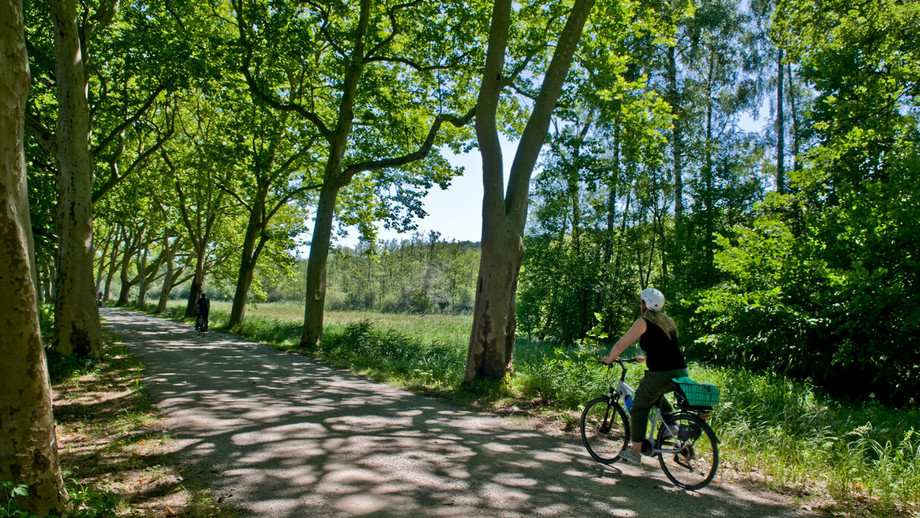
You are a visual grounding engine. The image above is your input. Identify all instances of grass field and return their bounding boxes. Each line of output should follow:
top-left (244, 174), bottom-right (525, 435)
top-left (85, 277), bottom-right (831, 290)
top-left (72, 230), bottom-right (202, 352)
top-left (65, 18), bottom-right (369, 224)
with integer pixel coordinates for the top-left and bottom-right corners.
top-left (185, 300), bottom-right (473, 344)
top-left (156, 300), bottom-right (919, 516)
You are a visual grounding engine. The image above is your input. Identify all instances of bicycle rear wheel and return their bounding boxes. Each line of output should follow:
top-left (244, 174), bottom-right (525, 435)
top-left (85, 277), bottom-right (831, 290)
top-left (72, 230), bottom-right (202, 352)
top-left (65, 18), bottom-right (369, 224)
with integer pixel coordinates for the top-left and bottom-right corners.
top-left (657, 412), bottom-right (718, 490)
top-left (580, 397), bottom-right (630, 464)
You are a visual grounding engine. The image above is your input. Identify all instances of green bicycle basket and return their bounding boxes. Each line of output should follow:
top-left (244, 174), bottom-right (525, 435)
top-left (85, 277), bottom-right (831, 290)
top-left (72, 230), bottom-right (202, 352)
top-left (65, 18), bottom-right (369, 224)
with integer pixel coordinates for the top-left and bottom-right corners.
top-left (672, 377), bottom-right (720, 409)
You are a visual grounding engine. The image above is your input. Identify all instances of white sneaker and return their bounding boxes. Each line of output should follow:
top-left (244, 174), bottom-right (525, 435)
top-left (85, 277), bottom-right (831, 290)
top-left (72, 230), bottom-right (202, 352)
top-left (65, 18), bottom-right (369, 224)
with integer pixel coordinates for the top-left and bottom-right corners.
top-left (618, 448), bottom-right (641, 465)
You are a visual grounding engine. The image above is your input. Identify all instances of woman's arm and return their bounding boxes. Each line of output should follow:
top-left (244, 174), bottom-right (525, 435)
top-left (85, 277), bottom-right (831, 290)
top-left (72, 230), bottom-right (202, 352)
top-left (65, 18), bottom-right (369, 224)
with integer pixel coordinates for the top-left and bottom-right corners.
top-left (602, 318), bottom-right (647, 364)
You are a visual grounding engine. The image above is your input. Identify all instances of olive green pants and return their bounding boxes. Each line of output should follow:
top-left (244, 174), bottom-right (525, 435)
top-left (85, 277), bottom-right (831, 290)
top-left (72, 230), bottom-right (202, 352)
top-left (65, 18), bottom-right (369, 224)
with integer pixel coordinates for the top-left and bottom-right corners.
top-left (629, 367), bottom-right (690, 443)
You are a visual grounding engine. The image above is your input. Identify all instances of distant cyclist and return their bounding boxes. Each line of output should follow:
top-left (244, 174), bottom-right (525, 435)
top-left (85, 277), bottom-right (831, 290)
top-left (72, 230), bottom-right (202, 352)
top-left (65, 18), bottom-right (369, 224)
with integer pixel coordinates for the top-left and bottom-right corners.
top-left (195, 293), bottom-right (210, 333)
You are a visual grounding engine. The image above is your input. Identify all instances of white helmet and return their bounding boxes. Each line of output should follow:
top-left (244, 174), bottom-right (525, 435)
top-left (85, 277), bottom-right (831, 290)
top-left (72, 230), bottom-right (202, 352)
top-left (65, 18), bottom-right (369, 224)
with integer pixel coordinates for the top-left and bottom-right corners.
top-left (640, 287), bottom-right (665, 311)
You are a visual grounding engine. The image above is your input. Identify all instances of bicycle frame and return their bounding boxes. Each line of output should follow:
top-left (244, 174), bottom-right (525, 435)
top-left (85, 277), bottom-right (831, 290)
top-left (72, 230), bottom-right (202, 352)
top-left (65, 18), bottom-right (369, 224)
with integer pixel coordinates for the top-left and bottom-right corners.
top-left (608, 359), bottom-right (681, 455)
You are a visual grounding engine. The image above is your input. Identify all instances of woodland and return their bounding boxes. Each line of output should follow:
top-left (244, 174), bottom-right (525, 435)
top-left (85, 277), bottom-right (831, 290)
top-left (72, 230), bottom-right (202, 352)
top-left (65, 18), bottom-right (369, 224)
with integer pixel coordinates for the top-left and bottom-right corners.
top-left (1, 0), bottom-right (918, 515)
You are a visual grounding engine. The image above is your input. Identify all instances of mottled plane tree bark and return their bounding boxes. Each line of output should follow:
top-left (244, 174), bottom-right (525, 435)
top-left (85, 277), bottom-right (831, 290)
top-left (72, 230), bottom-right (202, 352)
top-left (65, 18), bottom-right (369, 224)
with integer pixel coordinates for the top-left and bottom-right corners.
top-left (48, 0), bottom-right (105, 357)
top-left (0, 0), bottom-right (67, 512)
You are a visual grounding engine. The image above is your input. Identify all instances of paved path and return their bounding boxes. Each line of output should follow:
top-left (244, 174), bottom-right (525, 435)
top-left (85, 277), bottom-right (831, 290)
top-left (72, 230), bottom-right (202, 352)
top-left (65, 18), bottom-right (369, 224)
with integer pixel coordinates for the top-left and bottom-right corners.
top-left (102, 307), bottom-right (816, 517)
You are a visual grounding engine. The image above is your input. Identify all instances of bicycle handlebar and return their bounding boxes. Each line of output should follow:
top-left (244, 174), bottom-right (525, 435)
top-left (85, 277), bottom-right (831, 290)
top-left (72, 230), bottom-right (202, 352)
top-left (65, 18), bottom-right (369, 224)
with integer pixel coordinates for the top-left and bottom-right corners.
top-left (599, 357), bottom-right (639, 367)
top-left (599, 357), bottom-right (640, 382)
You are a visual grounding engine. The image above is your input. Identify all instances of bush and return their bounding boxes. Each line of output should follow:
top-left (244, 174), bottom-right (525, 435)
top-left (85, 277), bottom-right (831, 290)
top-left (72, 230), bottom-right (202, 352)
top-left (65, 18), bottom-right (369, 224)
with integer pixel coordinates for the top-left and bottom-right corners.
top-left (695, 210), bottom-right (920, 406)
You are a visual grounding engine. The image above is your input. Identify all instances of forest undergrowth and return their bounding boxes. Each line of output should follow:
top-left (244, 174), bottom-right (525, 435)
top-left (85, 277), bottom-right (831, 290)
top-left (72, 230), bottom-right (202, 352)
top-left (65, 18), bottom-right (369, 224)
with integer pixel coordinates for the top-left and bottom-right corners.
top-left (153, 301), bottom-right (919, 516)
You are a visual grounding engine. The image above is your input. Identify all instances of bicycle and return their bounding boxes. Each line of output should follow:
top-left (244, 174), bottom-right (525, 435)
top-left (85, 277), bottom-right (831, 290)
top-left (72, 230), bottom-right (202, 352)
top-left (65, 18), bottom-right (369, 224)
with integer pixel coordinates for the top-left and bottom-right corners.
top-left (580, 358), bottom-right (720, 490)
top-left (195, 311), bottom-right (209, 336)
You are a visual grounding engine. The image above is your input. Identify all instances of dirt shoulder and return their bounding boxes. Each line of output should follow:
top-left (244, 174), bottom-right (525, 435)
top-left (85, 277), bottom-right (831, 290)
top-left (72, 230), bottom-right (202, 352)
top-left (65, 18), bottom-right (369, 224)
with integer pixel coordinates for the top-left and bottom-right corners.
top-left (52, 332), bottom-right (232, 516)
top-left (92, 307), bottom-right (821, 517)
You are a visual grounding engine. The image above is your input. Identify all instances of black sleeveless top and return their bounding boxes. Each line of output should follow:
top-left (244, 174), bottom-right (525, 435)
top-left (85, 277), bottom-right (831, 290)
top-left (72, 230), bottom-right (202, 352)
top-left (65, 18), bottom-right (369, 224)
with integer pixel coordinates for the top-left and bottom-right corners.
top-left (639, 317), bottom-right (687, 371)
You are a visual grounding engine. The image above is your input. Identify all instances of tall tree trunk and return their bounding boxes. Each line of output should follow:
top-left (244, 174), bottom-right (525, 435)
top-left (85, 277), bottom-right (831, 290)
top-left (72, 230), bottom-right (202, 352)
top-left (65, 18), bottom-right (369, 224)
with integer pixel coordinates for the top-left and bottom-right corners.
top-left (174, 174), bottom-right (228, 319)
top-left (185, 248), bottom-right (206, 317)
top-left (568, 118), bottom-right (592, 336)
top-left (603, 122), bottom-right (621, 333)
top-left (666, 42), bottom-right (686, 285)
top-left (228, 232), bottom-right (263, 328)
top-left (156, 240), bottom-right (178, 314)
top-left (116, 234), bottom-right (135, 306)
top-left (103, 247), bottom-right (117, 301)
top-left (667, 45), bottom-right (684, 222)
top-left (301, 181), bottom-right (343, 347)
top-left (176, 183), bottom-right (225, 318)
top-left (51, 0), bottom-right (101, 358)
top-left (656, 209), bottom-right (669, 283)
top-left (466, 222), bottom-right (523, 381)
top-left (787, 62), bottom-right (800, 172)
top-left (300, 0), bottom-right (370, 348)
top-left (229, 190), bottom-right (268, 328)
top-left (101, 228), bottom-right (123, 302)
top-left (776, 49), bottom-right (785, 193)
top-left (610, 191), bottom-right (631, 329)
top-left (603, 121), bottom-right (620, 265)
top-left (136, 245), bottom-right (149, 307)
top-left (42, 261), bottom-right (54, 302)
top-left (0, 0), bottom-right (67, 510)
top-left (93, 229), bottom-right (113, 292)
top-left (703, 50), bottom-right (715, 273)
top-left (464, 0), bottom-right (595, 384)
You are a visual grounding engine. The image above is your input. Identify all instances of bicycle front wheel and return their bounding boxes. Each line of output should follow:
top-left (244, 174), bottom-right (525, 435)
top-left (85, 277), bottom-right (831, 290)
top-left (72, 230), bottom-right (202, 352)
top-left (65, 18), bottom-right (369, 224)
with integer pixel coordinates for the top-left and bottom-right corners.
top-left (657, 412), bottom-right (719, 490)
top-left (580, 397), bottom-right (630, 464)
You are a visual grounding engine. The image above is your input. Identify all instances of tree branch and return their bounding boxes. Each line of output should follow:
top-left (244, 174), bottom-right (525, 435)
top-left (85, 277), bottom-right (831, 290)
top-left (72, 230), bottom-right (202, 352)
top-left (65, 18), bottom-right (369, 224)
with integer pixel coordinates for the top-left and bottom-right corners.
top-left (90, 0), bottom-right (119, 29)
top-left (302, 0), bottom-right (344, 57)
top-left (164, 149), bottom-right (201, 247)
top-left (265, 182), bottom-right (323, 222)
top-left (218, 183), bottom-right (251, 212)
top-left (92, 84), bottom-right (167, 155)
top-left (365, 56), bottom-right (459, 72)
top-left (164, 0), bottom-right (186, 30)
top-left (505, 0), bottom-right (595, 222)
top-left (25, 113), bottom-right (57, 155)
top-left (24, 37), bottom-right (56, 75)
top-left (364, 0), bottom-right (423, 61)
top-left (267, 140), bottom-right (316, 184)
top-left (92, 128), bottom-right (172, 204)
top-left (342, 106), bottom-right (476, 181)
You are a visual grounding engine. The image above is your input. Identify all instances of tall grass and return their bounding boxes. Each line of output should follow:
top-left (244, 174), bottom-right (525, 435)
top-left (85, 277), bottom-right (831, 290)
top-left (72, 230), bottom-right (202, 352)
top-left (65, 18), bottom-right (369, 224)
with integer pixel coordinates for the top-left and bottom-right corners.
top-left (152, 301), bottom-right (918, 513)
top-left (705, 367), bottom-right (920, 511)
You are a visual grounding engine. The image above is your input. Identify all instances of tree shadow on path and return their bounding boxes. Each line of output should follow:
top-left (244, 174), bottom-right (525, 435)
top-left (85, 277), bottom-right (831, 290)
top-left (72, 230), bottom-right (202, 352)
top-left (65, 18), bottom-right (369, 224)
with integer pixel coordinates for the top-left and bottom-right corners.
top-left (102, 308), bottom-right (817, 518)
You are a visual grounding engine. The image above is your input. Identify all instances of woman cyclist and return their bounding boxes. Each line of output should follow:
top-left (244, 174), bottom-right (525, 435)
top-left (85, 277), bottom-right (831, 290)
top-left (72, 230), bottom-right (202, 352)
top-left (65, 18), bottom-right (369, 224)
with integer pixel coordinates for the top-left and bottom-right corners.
top-left (601, 287), bottom-right (689, 464)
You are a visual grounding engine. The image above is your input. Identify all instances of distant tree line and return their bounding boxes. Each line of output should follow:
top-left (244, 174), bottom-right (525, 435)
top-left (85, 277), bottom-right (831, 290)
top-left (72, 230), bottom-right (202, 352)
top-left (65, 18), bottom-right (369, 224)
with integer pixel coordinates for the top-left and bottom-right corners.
top-left (115, 232), bottom-right (480, 317)
top-left (324, 233), bottom-right (480, 315)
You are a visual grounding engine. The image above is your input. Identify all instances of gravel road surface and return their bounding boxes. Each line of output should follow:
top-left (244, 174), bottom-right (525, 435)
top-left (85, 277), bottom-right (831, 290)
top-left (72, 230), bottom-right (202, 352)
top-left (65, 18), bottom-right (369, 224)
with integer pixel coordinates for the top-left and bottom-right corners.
top-left (102, 307), bottom-right (818, 517)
